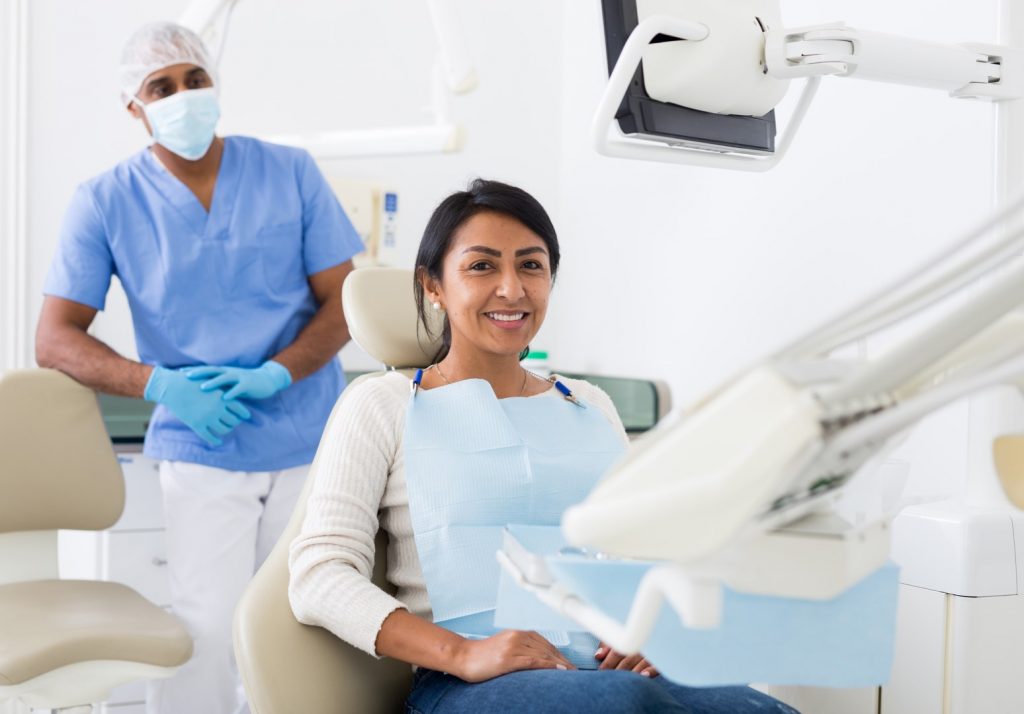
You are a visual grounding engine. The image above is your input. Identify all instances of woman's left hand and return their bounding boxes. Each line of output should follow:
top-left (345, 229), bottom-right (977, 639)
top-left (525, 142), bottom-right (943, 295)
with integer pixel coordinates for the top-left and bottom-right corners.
top-left (594, 642), bottom-right (659, 678)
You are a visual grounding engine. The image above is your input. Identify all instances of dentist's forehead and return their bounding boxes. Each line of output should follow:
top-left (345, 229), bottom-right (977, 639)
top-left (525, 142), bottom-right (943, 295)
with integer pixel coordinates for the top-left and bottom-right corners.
top-left (118, 21), bottom-right (214, 105)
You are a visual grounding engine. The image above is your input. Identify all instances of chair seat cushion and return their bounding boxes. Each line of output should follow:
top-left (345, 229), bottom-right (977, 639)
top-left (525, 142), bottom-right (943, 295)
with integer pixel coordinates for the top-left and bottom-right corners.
top-left (0, 580), bottom-right (192, 685)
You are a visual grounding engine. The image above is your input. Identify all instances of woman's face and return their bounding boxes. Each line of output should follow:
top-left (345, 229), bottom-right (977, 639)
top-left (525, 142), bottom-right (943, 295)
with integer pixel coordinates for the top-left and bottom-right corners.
top-left (429, 211), bottom-right (552, 362)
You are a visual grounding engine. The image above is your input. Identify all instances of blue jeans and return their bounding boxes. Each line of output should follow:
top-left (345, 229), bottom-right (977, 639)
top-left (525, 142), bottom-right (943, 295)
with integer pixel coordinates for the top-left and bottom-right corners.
top-left (405, 668), bottom-right (800, 714)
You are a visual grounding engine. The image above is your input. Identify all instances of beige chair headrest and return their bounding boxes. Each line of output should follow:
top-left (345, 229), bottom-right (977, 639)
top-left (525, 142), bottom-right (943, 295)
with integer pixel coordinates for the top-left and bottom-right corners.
top-left (0, 369), bottom-right (124, 533)
top-left (342, 267), bottom-right (444, 369)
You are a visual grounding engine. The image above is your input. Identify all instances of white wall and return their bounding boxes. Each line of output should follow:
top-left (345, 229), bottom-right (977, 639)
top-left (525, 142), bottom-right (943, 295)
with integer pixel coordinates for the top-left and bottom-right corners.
top-left (16, 0), bottom-right (1006, 509)
top-left (23, 0), bottom-right (566, 364)
top-left (550, 0), bottom-right (998, 502)
top-left (25, 0), bottom-right (175, 362)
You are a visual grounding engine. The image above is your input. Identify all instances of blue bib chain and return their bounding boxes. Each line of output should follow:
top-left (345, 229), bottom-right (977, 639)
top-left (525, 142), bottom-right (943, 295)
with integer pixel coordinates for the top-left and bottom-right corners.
top-left (411, 366), bottom-right (585, 407)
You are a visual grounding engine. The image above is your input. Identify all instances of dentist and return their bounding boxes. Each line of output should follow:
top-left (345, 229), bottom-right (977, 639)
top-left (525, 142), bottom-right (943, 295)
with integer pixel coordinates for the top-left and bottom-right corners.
top-left (35, 21), bottom-right (364, 714)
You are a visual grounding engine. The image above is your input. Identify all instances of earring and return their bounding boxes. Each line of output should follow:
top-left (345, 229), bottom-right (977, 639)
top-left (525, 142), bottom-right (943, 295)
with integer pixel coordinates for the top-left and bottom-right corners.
top-left (432, 302), bottom-right (441, 311)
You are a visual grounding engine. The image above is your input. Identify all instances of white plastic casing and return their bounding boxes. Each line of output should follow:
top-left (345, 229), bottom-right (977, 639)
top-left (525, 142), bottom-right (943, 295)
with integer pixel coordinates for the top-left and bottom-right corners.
top-left (891, 500), bottom-right (1024, 596)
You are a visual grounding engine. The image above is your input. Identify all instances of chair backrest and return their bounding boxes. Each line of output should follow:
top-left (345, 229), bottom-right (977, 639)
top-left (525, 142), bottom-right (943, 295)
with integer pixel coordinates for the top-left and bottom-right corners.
top-left (343, 266), bottom-right (443, 368)
top-left (0, 369), bottom-right (124, 534)
top-left (234, 268), bottom-right (435, 714)
top-left (233, 387), bottom-right (412, 714)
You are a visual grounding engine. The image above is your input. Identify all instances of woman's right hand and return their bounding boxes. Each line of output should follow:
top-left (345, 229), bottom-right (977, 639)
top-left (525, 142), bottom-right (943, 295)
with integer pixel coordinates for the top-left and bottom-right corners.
top-left (453, 630), bottom-right (576, 683)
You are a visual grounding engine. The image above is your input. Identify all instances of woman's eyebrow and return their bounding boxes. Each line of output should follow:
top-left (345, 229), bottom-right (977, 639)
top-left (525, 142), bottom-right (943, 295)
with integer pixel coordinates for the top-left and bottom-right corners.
top-left (461, 246), bottom-right (548, 257)
top-left (462, 246), bottom-right (501, 257)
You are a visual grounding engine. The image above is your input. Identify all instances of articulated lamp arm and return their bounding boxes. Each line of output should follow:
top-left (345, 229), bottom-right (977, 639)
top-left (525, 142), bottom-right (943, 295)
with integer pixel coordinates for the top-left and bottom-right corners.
top-left (178, 0), bottom-right (478, 159)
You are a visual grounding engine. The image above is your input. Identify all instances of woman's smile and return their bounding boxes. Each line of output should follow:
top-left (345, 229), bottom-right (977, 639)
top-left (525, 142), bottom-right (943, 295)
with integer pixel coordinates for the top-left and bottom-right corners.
top-left (484, 309), bottom-right (530, 330)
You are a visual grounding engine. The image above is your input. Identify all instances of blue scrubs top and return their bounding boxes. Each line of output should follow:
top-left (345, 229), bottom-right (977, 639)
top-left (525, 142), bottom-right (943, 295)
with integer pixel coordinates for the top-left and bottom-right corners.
top-left (44, 136), bottom-right (365, 471)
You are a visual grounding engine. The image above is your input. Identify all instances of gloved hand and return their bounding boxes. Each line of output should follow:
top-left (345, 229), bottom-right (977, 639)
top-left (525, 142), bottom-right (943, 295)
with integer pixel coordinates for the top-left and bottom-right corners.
top-left (144, 366), bottom-right (252, 447)
top-left (185, 360), bottom-right (293, 401)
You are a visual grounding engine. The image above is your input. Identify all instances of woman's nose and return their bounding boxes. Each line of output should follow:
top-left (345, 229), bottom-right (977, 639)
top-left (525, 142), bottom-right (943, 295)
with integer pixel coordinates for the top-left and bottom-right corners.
top-left (496, 270), bottom-right (525, 300)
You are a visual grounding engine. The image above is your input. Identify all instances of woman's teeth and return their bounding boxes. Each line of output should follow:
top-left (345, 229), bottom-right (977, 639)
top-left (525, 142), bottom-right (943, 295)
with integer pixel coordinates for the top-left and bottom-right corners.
top-left (487, 312), bottom-right (525, 321)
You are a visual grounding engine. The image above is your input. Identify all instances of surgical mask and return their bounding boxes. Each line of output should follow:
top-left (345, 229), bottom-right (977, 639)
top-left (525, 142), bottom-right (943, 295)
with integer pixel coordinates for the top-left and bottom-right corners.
top-left (135, 87), bottom-right (220, 160)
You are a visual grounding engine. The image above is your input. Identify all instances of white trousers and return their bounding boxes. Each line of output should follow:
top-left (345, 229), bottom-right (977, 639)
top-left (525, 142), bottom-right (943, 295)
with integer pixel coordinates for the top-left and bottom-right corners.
top-left (147, 461), bottom-right (309, 714)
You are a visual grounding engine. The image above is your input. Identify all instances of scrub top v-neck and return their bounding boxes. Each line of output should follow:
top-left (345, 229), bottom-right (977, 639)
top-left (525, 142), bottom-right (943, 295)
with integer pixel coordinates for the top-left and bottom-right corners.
top-left (141, 134), bottom-right (238, 240)
top-left (44, 136), bottom-right (365, 471)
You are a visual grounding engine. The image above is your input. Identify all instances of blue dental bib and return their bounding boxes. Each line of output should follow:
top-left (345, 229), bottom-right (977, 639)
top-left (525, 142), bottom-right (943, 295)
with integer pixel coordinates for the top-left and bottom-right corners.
top-left (403, 378), bottom-right (625, 668)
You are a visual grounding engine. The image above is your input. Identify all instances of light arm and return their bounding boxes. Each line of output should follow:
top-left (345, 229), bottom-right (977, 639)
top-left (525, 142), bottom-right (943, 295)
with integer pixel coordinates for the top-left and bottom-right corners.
top-left (180, 0), bottom-right (477, 159)
top-left (766, 23), bottom-right (1005, 94)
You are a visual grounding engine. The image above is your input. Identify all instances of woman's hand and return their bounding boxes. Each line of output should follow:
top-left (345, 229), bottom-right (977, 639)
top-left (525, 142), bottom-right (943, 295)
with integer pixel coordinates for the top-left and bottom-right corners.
top-left (453, 630), bottom-right (576, 683)
top-left (594, 642), bottom-right (659, 678)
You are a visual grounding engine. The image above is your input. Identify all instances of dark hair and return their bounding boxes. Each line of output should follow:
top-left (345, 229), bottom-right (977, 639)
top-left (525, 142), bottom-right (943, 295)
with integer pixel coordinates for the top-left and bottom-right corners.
top-left (414, 178), bottom-right (560, 363)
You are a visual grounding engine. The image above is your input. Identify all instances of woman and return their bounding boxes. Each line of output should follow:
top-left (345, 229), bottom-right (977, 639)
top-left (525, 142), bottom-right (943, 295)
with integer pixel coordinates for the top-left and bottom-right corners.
top-left (289, 179), bottom-right (797, 713)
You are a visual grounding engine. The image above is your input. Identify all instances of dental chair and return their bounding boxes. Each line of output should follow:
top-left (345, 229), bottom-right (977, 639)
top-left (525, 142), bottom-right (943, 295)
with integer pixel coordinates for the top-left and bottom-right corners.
top-left (233, 268), bottom-right (439, 714)
top-left (0, 369), bottom-right (192, 713)
top-left (232, 267), bottom-right (673, 714)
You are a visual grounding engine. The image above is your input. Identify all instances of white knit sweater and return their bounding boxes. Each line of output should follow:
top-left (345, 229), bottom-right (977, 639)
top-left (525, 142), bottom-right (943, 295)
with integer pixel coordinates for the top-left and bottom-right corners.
top-left (287, 370), bottom-right (629, 657)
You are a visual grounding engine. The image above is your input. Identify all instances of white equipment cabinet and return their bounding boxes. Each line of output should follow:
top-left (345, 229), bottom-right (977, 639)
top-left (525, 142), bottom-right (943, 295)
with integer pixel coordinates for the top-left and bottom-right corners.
top-left (879, 504), bottom-right (1024, 713)
top-left (881, 583), bottom-right (1024, 714)
top-left (57, 448), bottom-right (171, 714)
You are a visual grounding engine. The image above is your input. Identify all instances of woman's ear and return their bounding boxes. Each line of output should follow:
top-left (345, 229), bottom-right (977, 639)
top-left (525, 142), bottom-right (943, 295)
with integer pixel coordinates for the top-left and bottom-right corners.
top-left (418, 268), bottom-right (442, 304)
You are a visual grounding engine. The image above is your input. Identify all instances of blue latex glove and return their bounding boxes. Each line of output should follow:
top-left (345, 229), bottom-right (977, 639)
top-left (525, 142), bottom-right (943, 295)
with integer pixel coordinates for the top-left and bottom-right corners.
top-left (185, 360), bottom-right (293, 401)
top-left (144, 366), bottom-right (253, 447)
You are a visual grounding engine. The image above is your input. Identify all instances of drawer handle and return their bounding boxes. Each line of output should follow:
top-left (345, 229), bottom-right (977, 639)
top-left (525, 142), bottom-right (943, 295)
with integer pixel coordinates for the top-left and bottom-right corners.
top-left (152, 557), bottom-right (168, 567)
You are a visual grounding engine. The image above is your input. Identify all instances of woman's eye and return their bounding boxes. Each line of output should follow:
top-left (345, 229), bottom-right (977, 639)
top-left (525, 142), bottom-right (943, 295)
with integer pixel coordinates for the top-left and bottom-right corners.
top-left (522, 260), bottom-right (544, 270)
top-left (469, 261), bottom-right (491, 271)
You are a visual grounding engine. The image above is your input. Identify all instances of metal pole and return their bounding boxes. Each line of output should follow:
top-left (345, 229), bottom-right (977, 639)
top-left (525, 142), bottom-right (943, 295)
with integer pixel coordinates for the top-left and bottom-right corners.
top-left (961, 0), bottom-right (1024, 508)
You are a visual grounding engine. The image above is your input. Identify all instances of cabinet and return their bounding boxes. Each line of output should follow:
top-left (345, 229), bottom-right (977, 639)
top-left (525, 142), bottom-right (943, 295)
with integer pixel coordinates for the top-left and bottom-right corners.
top-left (58, 450), bottom-right (170, 714)
top-left (880, 503), bottom-right (1024, 713)
top-left (880, 583), bottom-right (1024, 714)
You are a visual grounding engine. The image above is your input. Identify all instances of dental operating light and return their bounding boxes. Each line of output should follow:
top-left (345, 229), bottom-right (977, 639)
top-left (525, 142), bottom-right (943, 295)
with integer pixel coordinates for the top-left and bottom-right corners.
top-left (595, 0), bottom-right (1021, 171)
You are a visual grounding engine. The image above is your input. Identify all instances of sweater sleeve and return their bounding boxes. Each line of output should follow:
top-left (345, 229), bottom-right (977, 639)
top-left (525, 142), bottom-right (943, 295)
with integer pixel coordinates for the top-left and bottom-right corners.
top-left (288, 377), bottom-right (407, 657)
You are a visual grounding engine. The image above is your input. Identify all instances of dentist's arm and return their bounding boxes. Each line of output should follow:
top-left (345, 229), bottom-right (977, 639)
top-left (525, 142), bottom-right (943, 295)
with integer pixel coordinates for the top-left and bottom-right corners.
top-left (35, 295), bottom-right (152, 397)
top-left (187, 260), bottom-right (355, 399)
top-left (271, 259), bottom-right (354, 381)
top-left (35, 295), bottom-right (250, 446)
